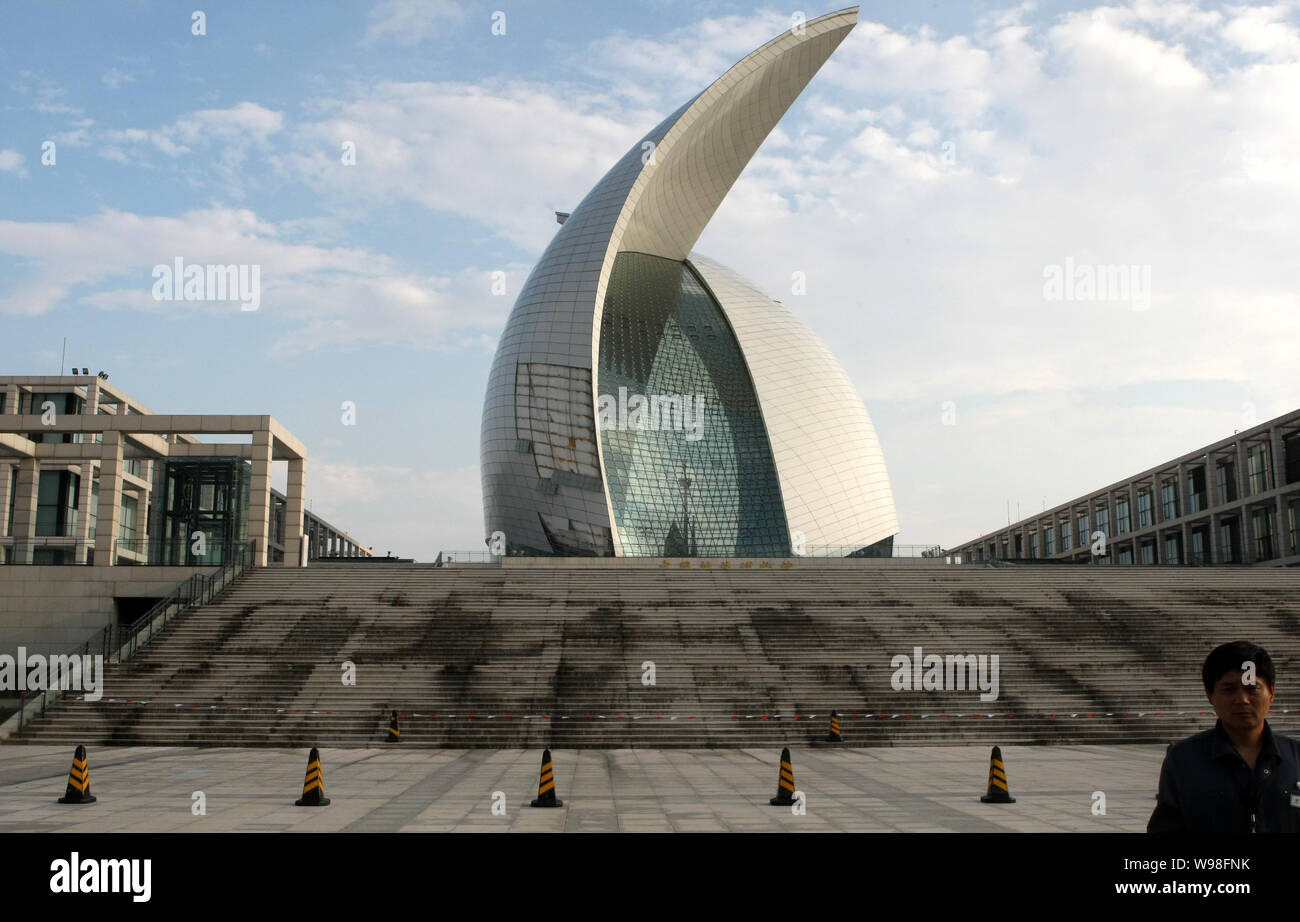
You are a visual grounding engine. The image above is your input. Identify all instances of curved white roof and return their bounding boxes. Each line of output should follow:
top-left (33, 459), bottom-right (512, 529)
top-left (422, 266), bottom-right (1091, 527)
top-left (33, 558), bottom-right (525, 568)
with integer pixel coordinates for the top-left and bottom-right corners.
top-left (690, 254), bottom-right (899, 550)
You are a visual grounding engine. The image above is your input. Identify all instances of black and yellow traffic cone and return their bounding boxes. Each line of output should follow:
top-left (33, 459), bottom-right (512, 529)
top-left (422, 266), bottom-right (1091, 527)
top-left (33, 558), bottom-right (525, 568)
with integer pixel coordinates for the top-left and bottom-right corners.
top-left (388, 710), bottom-right (400, 742)
top-left (980, 745), bottom-right (1016, 803)
top-left (294, 747), bottom-right (331, 807)
top-left (826, 710), bottom-right (842, 743)
top-left (529, 748), bottom-right (562, 808)
top-left (769, 747), bottom-right (796, 806)
top-left (56, 745), bottom-right (96, 805)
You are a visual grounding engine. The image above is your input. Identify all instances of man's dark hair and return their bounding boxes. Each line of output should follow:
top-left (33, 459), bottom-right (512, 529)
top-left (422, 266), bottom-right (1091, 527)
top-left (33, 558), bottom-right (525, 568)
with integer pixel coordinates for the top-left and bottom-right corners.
top-left (1202, 641), bottom-right (1275, 694)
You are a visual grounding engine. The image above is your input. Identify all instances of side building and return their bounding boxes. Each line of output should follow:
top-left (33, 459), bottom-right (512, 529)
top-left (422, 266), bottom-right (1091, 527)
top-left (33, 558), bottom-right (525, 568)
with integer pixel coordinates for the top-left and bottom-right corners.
top-left (953, 408), bottom-right (1300, 567)
top-left (0, 374), bottom-right (371, 567)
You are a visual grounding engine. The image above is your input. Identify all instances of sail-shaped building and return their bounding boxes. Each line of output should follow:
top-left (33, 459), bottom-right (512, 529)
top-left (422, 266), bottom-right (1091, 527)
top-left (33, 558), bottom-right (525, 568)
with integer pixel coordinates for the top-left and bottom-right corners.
top-left (481, 7), bottom-right (897, 557)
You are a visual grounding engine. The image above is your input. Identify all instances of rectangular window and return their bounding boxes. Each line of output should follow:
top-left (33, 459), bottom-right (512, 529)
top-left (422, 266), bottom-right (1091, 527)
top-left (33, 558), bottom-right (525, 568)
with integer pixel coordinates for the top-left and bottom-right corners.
top-left (1161, 479), bottom-right (1179, 521)
top-left (1117, 545), bottom-right (1134, 565)
top-left (1216, 462), bottom-right (1238, 504)
top-left (1060, 519), bottom-right (1072, 551)
top-left (1163, 534), bottom-right (1181, 565)
top-left (1253, 507), bottom-right (1276, 560)
top-left (1187, 467), bottom-right (1207, 514)
top-left (1247, 445), bottom-right (1271, 494)
top-left (1029, 533), bottom-right (1039, 558)
top-left (1094, 506), bottom-right (1109, 538)
top-left (1190, 529), bottom-right (1206, 565)
top-left (1045, 526), bottom-right (1055, 556)
top-left (1140, 541), bottom-right (1156, 565)
top-left (1289, 498), bottom-right (1300, 555)
top-left (1137, 491), bottom-right (1153, 528)
top-left (1219, 521), bottom-right (1238, 563)
top-left (1285, 432), bottom-right (1300, 486)
top-left (119, 494), bottom-right (138, 544)
top-left (35, 470), bottom-right (79, 537)
top-left (88, 477), bottom-right (98, 539)
top-left (1115, 498), bottom-right (1131, 535)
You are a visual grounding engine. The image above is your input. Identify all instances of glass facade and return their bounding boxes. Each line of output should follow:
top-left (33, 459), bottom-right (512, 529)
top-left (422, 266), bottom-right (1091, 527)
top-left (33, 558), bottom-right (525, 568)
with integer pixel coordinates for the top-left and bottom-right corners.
top-left (151, 458), bottom-right (250, 564)
top-left (597, 252), bottom-right (790, 557)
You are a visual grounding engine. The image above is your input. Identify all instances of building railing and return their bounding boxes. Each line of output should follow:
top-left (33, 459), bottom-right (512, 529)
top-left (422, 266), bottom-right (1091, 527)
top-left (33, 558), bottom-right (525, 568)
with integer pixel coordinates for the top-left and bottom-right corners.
top-left (0, 540), bottom-right (256, 740)
top-left (0, 536), bottom-right (251, 566)
top-left (0, 538), bottom-right (99, 565)
top-left (433, 544), bottom-right (968, 565)
top-left (111, 537), bottom-right (249, 566)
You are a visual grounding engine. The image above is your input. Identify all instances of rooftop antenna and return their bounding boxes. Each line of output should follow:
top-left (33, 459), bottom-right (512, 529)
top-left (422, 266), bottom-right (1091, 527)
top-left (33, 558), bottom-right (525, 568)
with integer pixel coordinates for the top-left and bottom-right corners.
top-left (60, 337), bottom-right (66, 376)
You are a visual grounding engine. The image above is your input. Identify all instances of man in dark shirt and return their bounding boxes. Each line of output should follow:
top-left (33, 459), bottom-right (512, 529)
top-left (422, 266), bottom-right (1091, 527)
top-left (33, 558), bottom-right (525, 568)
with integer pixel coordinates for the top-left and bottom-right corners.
top-left (1148, 641), bottom-right (1300, 833)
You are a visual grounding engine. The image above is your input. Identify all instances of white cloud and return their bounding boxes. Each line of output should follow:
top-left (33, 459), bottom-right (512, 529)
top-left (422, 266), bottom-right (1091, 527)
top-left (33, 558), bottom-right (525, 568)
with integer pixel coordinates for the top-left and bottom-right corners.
top-left (363, 0), bottom-right (468, 46)
top-left (102, 67), bottom-right (136, 89)
top-left (0, 207), bottom-right (516, 354)
top-left (0, 149), bottom-right (27, 177)
top-left (279, 81), bottom-right (656, 251)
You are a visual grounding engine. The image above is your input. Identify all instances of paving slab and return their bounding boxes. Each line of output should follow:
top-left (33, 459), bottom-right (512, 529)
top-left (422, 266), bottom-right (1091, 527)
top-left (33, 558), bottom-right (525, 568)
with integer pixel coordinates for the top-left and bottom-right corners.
top-left (0, 743), bottom-right (1166, 832)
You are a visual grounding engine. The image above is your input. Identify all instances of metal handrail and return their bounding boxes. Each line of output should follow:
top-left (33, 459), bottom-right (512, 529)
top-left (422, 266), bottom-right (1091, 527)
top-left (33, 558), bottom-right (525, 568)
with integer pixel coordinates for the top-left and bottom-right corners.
top-left (115, 540), bottom-right (256, 662)
top-left (2, 623), bottom-right (114, 740)
top-left (0, 540), bottom-right (257, 740)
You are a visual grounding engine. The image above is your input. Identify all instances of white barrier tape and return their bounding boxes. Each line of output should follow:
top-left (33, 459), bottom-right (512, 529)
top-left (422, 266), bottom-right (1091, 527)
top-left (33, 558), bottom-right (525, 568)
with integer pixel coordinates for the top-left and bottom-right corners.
top-left (79, 699), bottom-right (1296, 721)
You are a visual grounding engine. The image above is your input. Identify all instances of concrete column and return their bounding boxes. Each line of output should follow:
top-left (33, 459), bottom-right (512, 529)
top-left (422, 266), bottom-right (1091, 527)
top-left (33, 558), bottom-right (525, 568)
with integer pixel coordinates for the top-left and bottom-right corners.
top-left (93, 432), bottom-right (123, 566)
top-left (1275, 493), bottom-right (1285, 559)
top-left (1235, 440), bottom-right (1248, 498)
top-left (2, 384), bottom-right (18, 414)
top-left (0, 462), bottom-right (11, 537)
top-left (247, 429), bottom-right (273, 567)
top-left (75, 461), bottom-right (95, 563)
top-left (283, 457), bottom-right (306, 568)
top-left (1208, 512), bottom-right (1220, 565)
top-left (10, 458), bottom-right (40, 563)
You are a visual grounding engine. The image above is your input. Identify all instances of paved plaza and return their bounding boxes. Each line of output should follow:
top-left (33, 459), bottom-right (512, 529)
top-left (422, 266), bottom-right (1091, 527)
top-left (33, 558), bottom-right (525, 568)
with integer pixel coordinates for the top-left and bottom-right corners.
top-left (0, 743), bottom-right (1166, 832)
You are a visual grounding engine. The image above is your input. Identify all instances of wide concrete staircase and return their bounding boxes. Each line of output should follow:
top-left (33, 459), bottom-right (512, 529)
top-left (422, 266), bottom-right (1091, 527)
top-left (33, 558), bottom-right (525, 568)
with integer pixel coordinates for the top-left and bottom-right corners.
top-left (12, 562), bottom-right (1300, 747)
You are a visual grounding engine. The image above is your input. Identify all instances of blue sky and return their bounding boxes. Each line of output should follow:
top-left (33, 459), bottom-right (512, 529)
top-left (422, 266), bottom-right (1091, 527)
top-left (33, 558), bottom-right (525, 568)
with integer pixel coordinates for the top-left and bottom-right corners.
top-left (2, 0), bottom-right (1298, 558)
